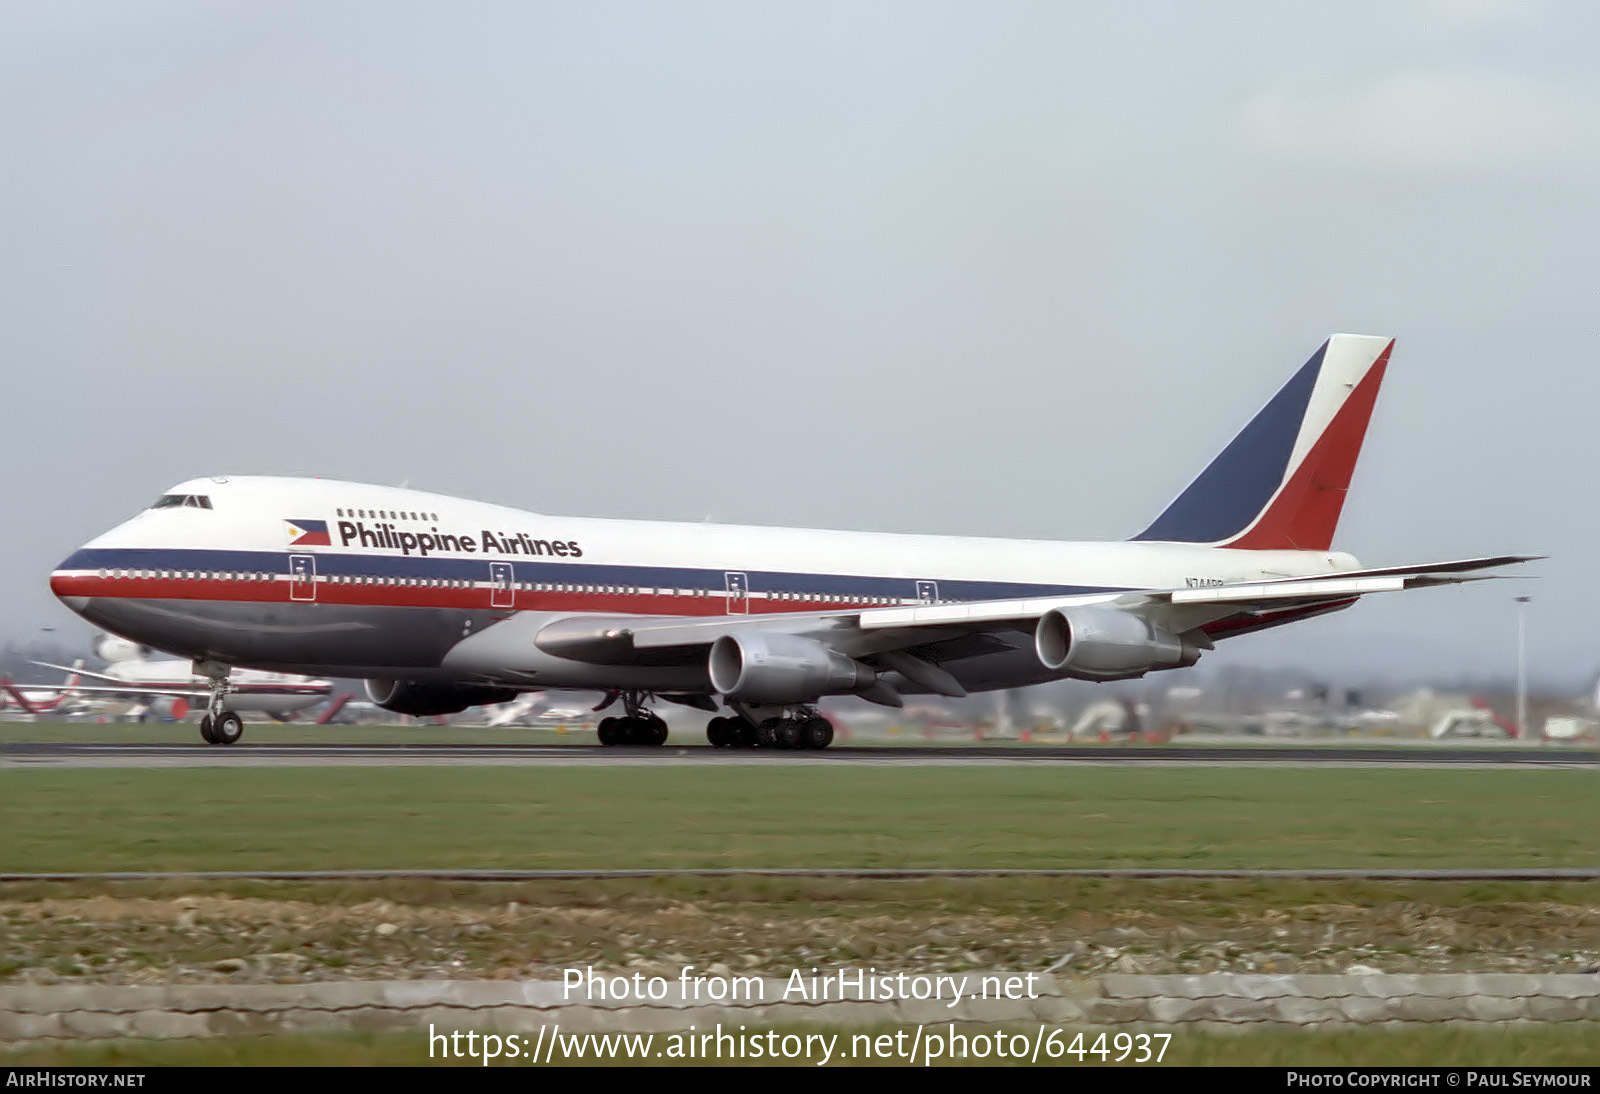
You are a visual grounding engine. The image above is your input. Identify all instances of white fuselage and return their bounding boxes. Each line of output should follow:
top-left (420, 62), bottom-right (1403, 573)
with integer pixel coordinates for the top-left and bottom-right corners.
top-left (51, 476), bottom-right (1360, 693)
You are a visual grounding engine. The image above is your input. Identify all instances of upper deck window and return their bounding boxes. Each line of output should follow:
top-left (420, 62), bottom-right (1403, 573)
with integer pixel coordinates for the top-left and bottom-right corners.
top-left (151, 494), bottom-right (213, 510)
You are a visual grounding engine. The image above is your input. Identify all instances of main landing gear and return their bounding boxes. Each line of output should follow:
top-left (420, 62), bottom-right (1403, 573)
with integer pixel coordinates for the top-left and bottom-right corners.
top-left (194, 661), bottom-right (244, 747)
top-left (707, 709), bottom-right (833, 751)
top-left (595, 691), bottom-right (669, 747)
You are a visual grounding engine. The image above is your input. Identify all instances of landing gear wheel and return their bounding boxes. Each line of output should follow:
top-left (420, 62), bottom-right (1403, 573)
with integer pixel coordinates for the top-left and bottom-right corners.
top-left (732, 719), bottom-right (756, 748)
top-left (802, 717), bottom-right (834, 750)
top-left (210, 711), bottom-right (244, 746)
top-left (756, 718), bottom-right (781, 749)
top-left (597, 716), bottom-right (621, 746)
top-left (196, 663), bottom-right (238, 747)
top-left (706, 717), bottom-right (729, 747)
top-left (775, 718), bottom-right (804, 750)
top-left (635, 713), bottom-right (668, 746)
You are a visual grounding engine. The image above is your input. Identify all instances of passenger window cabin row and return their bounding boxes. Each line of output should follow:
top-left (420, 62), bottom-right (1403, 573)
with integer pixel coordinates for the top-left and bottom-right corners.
top-left (93, 570), bottom-right (933, 604)
top-left (335, 507), bottom-right (439, 521)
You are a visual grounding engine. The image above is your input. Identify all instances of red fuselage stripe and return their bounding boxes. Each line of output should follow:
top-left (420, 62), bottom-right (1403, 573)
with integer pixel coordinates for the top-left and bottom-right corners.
top-left (49, 573), bottom-right (871, 617)
top-left (1227, 341), bottom-right (1391, 551)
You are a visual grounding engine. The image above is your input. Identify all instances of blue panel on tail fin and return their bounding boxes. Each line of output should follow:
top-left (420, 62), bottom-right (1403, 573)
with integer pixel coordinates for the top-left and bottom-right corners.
top-left (1132, 342), bottom-right (1326, 544)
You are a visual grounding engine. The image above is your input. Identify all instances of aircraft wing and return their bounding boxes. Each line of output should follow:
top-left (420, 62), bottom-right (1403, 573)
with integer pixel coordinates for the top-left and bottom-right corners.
top-left (25, 660), bottom-right (213, 699)
top-left (8, 680), bottom-right (213, 699)
top-left (31, 662), bottom-right (151, 687)
top-left (856, 554), bottom-right (1538, 634)
top-left (530, 554), bottom-right (1537, 691)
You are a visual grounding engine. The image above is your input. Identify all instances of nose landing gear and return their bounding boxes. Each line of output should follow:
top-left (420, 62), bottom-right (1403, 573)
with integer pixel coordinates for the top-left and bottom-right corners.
top-left (194, 660), bottom-right (244, 746)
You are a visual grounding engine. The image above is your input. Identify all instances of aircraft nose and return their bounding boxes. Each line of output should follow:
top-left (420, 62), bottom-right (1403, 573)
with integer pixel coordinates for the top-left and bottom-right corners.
top-left (50, 551), bottom-right (93, 615)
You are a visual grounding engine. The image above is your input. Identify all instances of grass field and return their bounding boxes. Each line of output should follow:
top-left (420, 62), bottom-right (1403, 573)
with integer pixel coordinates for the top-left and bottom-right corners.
top-left (4, 1025), bottom-right (1597, 1067)
top-left (2, 765), bottom-right (1595, 874)
top-left (5, 875), bottom-right (1597, 985)
top-left (4, 763), bottom-right (1596, 1061)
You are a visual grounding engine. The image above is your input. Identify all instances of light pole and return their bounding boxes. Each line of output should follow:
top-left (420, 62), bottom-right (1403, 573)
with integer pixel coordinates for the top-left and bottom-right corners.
top-left (1515, 596), bottom-right (1531, 743)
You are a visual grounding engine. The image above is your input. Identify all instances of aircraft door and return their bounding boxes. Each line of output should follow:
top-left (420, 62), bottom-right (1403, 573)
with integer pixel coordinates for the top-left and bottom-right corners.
top-left (724, 572), bottom-right (749, 614)
top-left (289, 555), bottom-right (317, 602)
top-left (916, 580), bottom-right (939, 604)
top-left (489, 562), bottom-right (515, 609)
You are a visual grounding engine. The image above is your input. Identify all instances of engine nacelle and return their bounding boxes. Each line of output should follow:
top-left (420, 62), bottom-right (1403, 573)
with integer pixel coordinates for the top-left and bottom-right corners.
top-left (708, 633), bottom-right (875, 704)
top-left (1034, 606), bottom-right (1201, 681)
top-left (148, 695), bottom-right (192, 722)
top-left (364, 679), bottom-right (518, 717)
top-left (94, 635), bottom-right (149, 664)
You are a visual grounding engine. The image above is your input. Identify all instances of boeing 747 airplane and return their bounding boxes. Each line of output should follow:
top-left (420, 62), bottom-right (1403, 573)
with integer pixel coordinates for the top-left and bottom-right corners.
top-left (49, 335), bottom-right (1532, 747)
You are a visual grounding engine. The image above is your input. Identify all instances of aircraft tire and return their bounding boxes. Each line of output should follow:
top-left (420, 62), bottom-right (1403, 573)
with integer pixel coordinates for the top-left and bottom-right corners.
top-left (199, 715), bottom-right (217, 745)
top-left (706, 717), bottom-right (727, 747)
top-left (775, 718), bottom-right (804, 750)
top-left (802, 717), bottom-right (834, 750)
top-left (597, 717), bottom-right (620, 746)
top-left (642, 714), bottom-right (668, 746)
top-left (211, 711), bottom-right (244, 746)
top-left (733, 720), bottom-right (757, 748)
top-left (756, 718), bottom-right (780, 748)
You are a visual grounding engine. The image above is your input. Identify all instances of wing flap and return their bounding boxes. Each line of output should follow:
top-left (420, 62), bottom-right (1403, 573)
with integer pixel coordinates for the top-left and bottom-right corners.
top-left (858, 592), bottom-right (1131, 631)
top-left (31, 661), bottom-right (132, 686)
top-left (1165, 575), bottom-right (1408, 604)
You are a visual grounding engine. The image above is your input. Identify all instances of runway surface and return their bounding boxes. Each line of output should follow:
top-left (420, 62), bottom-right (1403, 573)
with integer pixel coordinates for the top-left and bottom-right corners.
top-left (4, 741), bottom-right (1595, 768)
top-left (5, 867), bottom-right (1598, 882)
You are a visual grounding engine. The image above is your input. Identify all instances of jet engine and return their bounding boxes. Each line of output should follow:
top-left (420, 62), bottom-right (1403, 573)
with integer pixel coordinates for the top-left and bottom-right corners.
top-left (94, 635), bottom-right (150, 663)
top-left (364, 679), bottom-right (518, 717)
top-left (1034, 606), bottom-right (1201, 681)
top-left (147, 696), bottom-right (192, 721)
top-left (708, 633), bottom-right (875, 704)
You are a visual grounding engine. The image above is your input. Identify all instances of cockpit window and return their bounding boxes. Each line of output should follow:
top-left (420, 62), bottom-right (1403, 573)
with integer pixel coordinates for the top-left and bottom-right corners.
top-left (151, 494), bottom-right (213, 510)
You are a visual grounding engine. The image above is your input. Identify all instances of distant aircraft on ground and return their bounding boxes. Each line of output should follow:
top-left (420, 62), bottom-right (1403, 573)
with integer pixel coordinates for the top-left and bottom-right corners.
top-left (1429, 695), bottom-right (1519, 740)
top-left (1543, 672), bottom-right (1600, 740)
top-left (480, 693), bottom-right (591, 728)
top-left (483, 693), bottom-right (545, 728)
top-left (27, 633), bottom-right (332, 722)
top-left (49, 334), bottom-right (1534, 747)
top-left (0, 662), bottom-right (88, 718)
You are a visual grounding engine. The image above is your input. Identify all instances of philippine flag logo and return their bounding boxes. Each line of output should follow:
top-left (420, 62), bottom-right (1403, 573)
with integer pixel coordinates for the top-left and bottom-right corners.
top-left (285, 519), bottom-right (331, 546)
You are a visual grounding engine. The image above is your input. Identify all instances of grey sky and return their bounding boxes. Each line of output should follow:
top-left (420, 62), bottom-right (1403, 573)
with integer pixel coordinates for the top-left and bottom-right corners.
top-left (2, 2), bottom-right (1593, 684)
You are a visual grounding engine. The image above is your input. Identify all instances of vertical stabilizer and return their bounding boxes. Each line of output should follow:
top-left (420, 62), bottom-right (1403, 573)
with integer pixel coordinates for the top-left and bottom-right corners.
top-left (1132, 334), bottom-right (1392, 551)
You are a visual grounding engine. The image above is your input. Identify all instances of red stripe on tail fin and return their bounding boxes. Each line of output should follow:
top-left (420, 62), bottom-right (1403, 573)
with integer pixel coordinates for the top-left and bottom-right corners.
top-left (1, 680), bottom-right (42, 715)
top-left (316, 694), bottom-right (352, 725)
top-left (1227, 340), bottom-right (1391, 550)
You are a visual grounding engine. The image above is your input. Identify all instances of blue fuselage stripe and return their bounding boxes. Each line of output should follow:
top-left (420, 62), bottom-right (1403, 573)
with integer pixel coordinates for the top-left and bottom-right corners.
top-left (58, 548), bottom-right (1116, 602)
top-left (1133, 342), bottom-right (1325, 544)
